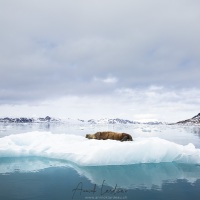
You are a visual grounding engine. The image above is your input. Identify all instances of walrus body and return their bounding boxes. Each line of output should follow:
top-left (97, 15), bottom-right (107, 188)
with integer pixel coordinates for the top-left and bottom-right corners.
top-left (86, 131), bottom-right (133, 142)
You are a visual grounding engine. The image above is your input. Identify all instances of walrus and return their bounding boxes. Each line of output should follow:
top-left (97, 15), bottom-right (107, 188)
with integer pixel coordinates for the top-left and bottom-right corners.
top-left (86, 131), bottom-right (133, 142)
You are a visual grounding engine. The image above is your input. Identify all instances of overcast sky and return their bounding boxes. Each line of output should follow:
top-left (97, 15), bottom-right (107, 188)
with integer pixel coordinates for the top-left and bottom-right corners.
top-left (0, 0), bottom-right (200, 122)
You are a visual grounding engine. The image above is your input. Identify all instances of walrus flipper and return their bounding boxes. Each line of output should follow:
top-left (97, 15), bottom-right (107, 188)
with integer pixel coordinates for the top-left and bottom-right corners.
top-left (121, 133), bottom-right (133, 141)
top-left (121, 136), bottom-right (128, 142)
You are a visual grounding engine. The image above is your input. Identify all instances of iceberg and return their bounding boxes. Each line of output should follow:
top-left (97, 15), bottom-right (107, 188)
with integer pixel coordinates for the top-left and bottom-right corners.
top-left (0, 131), bottom-right (200, 166)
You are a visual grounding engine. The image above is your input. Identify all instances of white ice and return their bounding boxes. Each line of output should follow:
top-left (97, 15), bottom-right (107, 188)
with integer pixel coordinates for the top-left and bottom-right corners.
top-left (0, 131), bottom-right (200, 166)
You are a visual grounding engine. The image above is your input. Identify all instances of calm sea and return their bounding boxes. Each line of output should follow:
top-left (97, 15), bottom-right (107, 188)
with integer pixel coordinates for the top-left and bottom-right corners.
top-left (0, 122), bottom-right (200, 200)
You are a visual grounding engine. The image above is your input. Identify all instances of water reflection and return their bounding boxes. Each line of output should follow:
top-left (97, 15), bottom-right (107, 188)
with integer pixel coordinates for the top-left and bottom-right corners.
top-left (73, 163), bottom-right (200, 190)
top-left (191, 126), bottom-right (200, 138)
top-left (1, 157), bottom-right (200, 190)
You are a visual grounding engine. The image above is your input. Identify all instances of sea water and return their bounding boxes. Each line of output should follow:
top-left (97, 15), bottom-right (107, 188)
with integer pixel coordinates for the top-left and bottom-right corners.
top-left (0, 123), bottom-right (200, 200)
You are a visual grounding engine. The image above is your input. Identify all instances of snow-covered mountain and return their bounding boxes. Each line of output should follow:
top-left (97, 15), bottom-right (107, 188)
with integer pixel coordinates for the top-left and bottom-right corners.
top-left (87, 118), bottom-right (139, 124)
top-left (176, 113), bottom-right (200, 125)
top-left (0, 116), bottom-right (163, 125)
top-left (0, 116), bottom-right (60, 123)
top-left (87, 118), bottom-right (163, 125)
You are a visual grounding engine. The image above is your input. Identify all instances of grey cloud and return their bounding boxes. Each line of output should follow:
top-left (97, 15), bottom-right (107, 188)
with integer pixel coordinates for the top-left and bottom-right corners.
top-left (0, 0), bottom-right (200, 104)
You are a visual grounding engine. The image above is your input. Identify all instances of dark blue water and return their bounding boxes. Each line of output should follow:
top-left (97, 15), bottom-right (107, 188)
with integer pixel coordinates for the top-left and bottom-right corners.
top-left (0, 123), bottom-right (200, 200)
top-left (0, 157), bottom-right (200, 200)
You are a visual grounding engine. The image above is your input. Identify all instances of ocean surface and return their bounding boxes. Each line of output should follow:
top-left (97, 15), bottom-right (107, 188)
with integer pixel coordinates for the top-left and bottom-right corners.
top-left (0, 122), bottom-right (200, 200)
